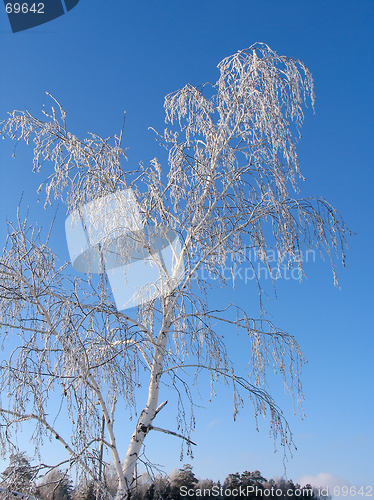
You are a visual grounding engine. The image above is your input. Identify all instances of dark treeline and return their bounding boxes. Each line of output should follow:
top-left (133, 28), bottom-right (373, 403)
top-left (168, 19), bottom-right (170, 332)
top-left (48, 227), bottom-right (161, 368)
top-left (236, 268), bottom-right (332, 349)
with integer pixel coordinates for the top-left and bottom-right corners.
top-left (0, 454), bottom-right (330, 500)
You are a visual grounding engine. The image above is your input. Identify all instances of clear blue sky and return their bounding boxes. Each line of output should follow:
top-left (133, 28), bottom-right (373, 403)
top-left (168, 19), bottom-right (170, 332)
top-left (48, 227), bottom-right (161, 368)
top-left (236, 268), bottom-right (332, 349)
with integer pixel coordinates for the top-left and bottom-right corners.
top-left (0, 0), bottom-right (373, 496)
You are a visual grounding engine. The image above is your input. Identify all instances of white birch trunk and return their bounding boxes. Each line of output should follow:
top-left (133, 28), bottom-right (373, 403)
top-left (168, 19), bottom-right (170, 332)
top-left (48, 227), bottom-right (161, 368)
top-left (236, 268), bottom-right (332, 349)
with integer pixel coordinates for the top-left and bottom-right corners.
top-left (116, 319), bottom-right (171, 500)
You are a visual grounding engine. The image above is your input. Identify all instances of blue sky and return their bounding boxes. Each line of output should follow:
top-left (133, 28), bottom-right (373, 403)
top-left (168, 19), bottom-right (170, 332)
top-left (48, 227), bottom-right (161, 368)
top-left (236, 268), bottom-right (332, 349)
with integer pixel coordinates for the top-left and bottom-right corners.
top-left (0, 0), bottom-right (373, 496)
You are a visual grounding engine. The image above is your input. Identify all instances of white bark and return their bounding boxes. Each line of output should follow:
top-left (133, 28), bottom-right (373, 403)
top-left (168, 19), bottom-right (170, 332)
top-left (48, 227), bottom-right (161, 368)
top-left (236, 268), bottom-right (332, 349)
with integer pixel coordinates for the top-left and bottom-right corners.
top-left (120, 311), bottom-right (171, 495)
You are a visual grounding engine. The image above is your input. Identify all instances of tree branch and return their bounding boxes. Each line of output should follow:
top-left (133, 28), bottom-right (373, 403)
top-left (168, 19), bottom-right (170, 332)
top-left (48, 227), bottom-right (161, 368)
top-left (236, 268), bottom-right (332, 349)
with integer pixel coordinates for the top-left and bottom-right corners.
top-left (148, 425), bottom-right (197, 446)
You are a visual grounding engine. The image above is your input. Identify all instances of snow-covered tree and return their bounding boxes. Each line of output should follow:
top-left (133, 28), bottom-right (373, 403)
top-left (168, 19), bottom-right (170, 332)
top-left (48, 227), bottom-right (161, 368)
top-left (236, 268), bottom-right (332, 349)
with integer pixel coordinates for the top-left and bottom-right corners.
top-left (0, 453), bottom-right (37, 498)
top-left (0, 44), bottom-right (350, 500)
top-left (170, 465), bottom-right (197, 498)
top-left (37, 469), bottom-right (73, 500)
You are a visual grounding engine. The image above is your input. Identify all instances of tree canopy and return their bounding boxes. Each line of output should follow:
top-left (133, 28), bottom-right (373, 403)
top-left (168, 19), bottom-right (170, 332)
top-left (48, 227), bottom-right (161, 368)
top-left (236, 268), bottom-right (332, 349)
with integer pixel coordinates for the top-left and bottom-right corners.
top-left (0, 44), bottom-right (349, 499)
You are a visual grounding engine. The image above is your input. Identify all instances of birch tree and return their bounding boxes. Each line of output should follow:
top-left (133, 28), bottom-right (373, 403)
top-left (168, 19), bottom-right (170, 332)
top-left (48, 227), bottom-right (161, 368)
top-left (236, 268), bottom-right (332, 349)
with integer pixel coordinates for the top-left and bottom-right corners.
top-left (0, 44), bottom-right (350, 500)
